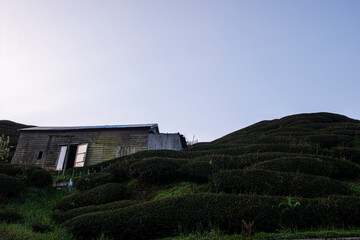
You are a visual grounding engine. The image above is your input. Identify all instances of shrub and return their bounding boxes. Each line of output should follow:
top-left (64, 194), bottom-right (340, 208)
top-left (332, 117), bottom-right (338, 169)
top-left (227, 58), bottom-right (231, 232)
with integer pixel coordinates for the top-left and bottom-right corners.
top-left (53, 183), bottom-right (130, 211)
top-left (241, 144), bottom-right (323, 155)
top-left (179, 161), bottom-right (219, 183)
top-left (67, 150), bottom-right (188, 176)
top-left (102, 159), bottom-right (139, 181)
top-left (331, 147), bottom-right (360, 164)
top-left (63, 193), bottom-right (360, 240)
top-left (126, 150), bottom-right (187, 160)
top-left (0, 206), bottom-right (22, 223)
top-left (63, 194), bottom-right (283, 240)
top-left (187, 144), bottom-right (326, 159)
top-left (306, 134), bottom-right (353, 148)
top-left (0, 163), bottom-right (22, 176)
top-left (52, 200), bottom-right (139, 223)
top-left (211, 169), bottom-right (354, 197)
top-left (31, 222), bottom-right (53, 233)
top-left (211, 152), bottom-right (315, 169)
top-left (75, 172), bottom-right (116, 191)
top-left (250, 157), bottom-right (360, 180)
top-left (294, 195), bottom-right (360, 229)
top-left (200, 153), bottom-right (322, 170)
top-left (129, 158), bottom-right (185, 184)
top-left (27, 168), bottom-right (53, 188)
top-left (0, 196), bottom-right (7, 204)
top-left (0, 174), bottom-right (26, 198)
top-left (193, 155), bottom-right (246, 169)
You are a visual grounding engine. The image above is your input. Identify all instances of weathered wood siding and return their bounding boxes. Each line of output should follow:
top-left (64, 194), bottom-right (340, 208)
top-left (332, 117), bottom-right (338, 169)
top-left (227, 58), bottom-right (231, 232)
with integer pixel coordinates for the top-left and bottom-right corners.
top-left (12, 128), bottom-right (149, 170)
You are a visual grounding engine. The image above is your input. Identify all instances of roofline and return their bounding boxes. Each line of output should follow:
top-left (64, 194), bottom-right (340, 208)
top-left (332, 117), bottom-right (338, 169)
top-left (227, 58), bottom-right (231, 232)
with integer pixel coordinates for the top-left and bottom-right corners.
top-left (19, 124), bottom-right (159, 133)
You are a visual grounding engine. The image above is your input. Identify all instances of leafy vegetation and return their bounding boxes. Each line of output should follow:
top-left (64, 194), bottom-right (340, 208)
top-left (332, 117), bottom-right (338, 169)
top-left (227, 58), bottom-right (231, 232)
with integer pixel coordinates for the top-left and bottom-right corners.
top-left (0, 120), bottom-right (31, 160)
top-left (0, 174), bottom-right (26, 198)
top-left (63, 193), bottom-right (360, 240)
top-left (3, 112), bottom-right (360, 239)
top-left (53, 183), bottom-right (130, 211)
top-left (0, 162), bottom-right (23, 176)
top-left (129, 157), bottom-right (185, 184)
top-left (0, 134), bottom-right (11, 162)
top-left (52, 199), bottom-right (139, 224)
top-left (27, 169), bottom-right (53, 188)
top-left (0, 188), bottom-right (74, 240)
top-left (249, 156), bottom-right (360, 179)
top-left (0, 206), bottom-right (22, 223)
top-left (74, 172), bottom-right (116, 191)
top-left (211, 169), bottom-right (354, 197)
top-left (153, 182), bottom-right (199, 200)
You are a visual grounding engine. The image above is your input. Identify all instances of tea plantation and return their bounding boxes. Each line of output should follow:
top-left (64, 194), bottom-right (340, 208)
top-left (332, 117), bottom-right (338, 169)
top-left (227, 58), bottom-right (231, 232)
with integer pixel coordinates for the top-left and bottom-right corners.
top-left (2, 112), bottom-right (360, 239)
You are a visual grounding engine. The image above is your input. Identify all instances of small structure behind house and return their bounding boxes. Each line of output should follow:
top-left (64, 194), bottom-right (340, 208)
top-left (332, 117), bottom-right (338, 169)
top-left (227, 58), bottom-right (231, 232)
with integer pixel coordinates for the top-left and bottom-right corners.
top-left (11, 124), bottom-right (186, 173)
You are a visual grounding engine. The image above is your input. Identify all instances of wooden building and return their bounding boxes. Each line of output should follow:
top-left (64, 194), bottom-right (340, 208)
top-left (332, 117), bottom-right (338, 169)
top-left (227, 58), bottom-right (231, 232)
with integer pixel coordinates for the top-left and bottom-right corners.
top-left (11, 124), bottom-right (186, 172)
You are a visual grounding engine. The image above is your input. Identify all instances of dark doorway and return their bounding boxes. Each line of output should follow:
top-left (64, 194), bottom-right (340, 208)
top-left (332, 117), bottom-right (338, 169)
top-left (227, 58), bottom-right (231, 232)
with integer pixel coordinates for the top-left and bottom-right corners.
top-left (66, 145), bottom-right (78, 170)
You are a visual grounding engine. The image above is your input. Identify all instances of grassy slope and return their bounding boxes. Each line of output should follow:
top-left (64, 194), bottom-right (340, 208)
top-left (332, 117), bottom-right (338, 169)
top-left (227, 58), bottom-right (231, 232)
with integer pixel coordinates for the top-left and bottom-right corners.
top-left (161, 114), bottom-right (360, 239)
top-left (193, 112), bottom-right (360, 148)
top-left (3, 112), bottom-right (360, 239)
top-left (1, 188), bottom-right (74, 240)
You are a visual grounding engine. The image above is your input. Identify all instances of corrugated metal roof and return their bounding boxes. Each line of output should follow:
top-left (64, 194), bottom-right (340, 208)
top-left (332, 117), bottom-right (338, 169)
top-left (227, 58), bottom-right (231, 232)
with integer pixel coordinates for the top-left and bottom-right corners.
top-left (19, 124), bottom-right (159, 132)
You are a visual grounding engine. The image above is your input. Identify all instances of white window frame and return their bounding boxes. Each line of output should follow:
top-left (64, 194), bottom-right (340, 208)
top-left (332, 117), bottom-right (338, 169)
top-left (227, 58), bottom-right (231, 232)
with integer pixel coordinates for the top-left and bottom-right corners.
top-left (56, 146), bottom-right (68, 171)
top-left (74, 143), bottom-right (88, 168)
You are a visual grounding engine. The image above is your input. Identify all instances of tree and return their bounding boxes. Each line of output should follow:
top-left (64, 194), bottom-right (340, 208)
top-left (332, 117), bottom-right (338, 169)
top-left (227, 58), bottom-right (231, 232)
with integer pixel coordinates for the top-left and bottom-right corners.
top-left (0, 134), bottom-right (11, 162)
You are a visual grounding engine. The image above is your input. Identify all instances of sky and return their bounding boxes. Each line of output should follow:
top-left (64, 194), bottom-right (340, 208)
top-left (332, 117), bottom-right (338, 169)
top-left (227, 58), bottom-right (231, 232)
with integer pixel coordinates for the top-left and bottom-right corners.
top-left (0, 0), bottom-right (359, 142)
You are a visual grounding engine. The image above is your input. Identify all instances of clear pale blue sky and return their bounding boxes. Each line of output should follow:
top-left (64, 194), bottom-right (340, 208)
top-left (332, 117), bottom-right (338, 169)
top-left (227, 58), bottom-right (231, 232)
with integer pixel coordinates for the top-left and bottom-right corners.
top-left (1, 0), bottom-right (359, 142)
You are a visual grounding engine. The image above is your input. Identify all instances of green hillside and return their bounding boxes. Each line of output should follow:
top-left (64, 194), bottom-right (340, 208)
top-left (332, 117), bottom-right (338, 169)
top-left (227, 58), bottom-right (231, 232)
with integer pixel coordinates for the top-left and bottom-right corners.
top-left (3, 112), bottom-right (360, 239)
top-left (192, 112), bottom-right (360, 150)
top-left (50, 112), bottom-right (360, 239)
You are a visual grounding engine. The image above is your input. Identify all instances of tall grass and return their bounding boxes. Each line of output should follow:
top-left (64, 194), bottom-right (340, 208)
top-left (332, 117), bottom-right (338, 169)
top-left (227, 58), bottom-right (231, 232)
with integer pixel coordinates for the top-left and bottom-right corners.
top-left (153, 182), bottom-right (210, 200)
top-left (2, 187), bottom-right (75, 240)
top-left (0, 223), bottom-right (73, 240)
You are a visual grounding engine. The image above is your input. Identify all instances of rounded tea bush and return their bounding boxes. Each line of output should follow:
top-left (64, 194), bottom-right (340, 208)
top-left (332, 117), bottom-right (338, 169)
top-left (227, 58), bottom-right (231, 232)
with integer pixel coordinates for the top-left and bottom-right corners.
top-left (53, 183), bottom-right (130, 211)
top-left (306, 134), bottom-right (353, 148)
top-left (193, 155), bottom-right (246, 170)
top-left (52, 200), bottom-right (139, 223)
top-left (27, 169), bottom-right (53, 188)
top-left (63, 193), bottom-right (360, 240)
top-left (129, 158), bottom-right (184, 184)
top-left (0, 163), bottom-right (22, 176)
top-left (179, 161), bottom-right (219, 183)
top-left (0, 174), bottom-right (26, 198)
top-left (102, 160), bottom-right (138, 182)
top-left (331, 147), bottom-right (360, 164)
top-left (75, 172), bottom-right (116, 191)
top-left (63, 194), bottom-right (283, 240)
top-left (250, 156), bottom-right (360, 180)
top-left (211, 169), bottom-right (354, 197)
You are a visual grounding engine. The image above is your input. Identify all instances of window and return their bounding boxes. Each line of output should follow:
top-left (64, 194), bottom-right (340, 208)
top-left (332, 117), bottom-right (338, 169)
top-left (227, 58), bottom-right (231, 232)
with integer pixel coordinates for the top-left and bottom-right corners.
top-left (56, 146), bottom-right (67, 171)
top-left (74, 143), bottom-right (88, 168)
top-left (37, 151), bottom-right (43, 161)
